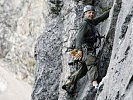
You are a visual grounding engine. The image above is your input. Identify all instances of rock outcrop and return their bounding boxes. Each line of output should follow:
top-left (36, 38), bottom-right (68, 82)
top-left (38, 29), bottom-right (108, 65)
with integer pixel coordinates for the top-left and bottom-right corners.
top-left (0, 0), bottom-right (47, 84)
top-left (31, 0), bottom-right (133, 100)
top-left (97, 0), bottom-right (133, 99)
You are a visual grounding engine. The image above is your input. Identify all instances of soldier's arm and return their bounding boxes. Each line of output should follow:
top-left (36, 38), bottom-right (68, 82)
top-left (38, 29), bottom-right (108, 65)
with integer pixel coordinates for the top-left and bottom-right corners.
top-left (76, 22), bottom-right (88, 51)
top-left (93, 10), bottom-right (110, 25)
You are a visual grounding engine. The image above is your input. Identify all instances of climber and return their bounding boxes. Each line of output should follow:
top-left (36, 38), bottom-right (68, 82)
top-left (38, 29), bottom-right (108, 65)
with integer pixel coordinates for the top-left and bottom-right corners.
top-left (62, 5), bottom-right (110, 94)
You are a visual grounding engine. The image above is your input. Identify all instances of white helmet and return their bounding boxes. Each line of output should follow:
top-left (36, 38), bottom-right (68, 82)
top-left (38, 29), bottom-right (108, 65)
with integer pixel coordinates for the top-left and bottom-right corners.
top-left (83, 5), bottom-right (95, 13)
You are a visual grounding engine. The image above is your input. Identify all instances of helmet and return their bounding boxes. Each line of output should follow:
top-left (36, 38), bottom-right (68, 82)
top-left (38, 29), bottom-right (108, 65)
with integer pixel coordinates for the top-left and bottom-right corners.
top-left (83, 5), bottom-right (95, 13)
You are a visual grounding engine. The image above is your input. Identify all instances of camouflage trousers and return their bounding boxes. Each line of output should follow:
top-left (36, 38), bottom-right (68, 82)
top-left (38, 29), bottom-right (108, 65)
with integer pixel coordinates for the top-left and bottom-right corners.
top-left (69, 44), bottom-right (98, 85)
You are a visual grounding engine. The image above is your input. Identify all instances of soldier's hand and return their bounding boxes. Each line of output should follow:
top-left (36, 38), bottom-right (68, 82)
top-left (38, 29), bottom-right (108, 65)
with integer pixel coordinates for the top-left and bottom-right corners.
top-left (75, 50), bottom-right (82, 60)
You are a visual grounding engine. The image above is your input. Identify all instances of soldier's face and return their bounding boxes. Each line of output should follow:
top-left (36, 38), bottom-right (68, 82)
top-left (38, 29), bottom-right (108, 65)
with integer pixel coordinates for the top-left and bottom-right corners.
top-left (85, 11), bottom-right (95, 20)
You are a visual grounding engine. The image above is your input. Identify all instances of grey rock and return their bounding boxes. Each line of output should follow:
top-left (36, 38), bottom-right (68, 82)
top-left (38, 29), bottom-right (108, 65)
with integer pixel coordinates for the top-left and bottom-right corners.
top-left (0, 0), bottom-right (46, 84)
top-left (32, 0), bottom-right (133, 100)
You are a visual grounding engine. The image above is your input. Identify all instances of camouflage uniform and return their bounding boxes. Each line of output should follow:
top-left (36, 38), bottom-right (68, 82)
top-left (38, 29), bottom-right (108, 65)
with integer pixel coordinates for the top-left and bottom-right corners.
top-left (69, 10), bottom-right (110, 85)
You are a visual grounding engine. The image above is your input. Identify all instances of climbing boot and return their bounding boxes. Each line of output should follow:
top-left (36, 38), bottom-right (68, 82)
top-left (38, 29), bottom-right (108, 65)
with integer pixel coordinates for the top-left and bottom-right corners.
top-left (62, 80), bottom-right (76, 94)
top-left (88, 85), bottom-right (99, 94)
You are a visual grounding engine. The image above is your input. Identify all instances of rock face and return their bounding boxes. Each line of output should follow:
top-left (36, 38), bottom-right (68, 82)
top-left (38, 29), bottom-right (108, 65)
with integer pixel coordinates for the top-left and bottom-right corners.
top-left (0, 0), bottom-right (47, 83)
top-left (97, 0), bottom-right (133, 99)
top-left (31, 0), bottom-right (133, 100)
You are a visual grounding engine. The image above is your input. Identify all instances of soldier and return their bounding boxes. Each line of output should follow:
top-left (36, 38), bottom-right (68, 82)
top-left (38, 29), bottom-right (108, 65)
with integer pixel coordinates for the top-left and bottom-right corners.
top-left (62, 5), bottom-right (110, 93)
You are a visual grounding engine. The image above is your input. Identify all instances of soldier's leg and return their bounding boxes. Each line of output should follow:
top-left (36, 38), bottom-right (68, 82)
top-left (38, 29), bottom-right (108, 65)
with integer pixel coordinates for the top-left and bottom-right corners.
top-left (62, 62), bottom-right (88, 93)
top-left (70, 62), bottom-right (88, 84)
top-left (87, 65), bottom-right (98, 84)
top-left (85, 53), bottom-right (98, 87)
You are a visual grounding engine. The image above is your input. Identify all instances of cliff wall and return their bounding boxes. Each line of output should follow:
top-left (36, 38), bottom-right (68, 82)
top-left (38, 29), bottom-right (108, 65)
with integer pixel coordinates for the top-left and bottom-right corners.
top-left (32, 0), bottom-right (133, 100)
